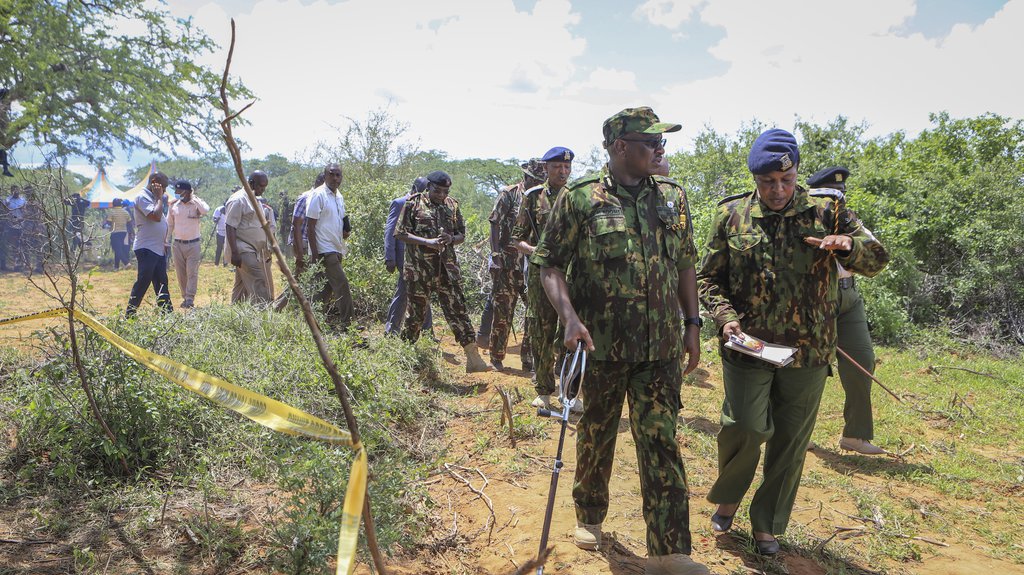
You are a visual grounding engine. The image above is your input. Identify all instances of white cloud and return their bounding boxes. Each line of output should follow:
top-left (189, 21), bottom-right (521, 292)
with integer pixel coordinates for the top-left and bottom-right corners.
top-left (176, 0), bottom-right (600, 164)
top-left (641, 0), bottom-right (1024, 148)
top-left (634, 0), bottom-right (706, 30)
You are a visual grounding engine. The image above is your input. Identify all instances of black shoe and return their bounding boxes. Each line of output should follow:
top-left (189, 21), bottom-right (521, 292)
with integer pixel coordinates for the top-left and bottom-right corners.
top-left (754, 537), bottom-right (780, 556)
top-left (2, 167), bottom-right (12, 177)
top-left (711, 513), bottom-right (734, 533)
top-left (491, 359), bottom-right (505, 371)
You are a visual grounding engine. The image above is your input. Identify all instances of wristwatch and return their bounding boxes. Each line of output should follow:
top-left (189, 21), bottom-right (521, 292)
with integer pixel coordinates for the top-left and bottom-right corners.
top-left (683, 316), bottom-right (703, 328)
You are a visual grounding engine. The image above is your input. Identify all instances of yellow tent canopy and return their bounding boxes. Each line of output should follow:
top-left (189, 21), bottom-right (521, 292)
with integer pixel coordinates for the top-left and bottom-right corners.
top-left (123, 161), bottom-right (157, 200)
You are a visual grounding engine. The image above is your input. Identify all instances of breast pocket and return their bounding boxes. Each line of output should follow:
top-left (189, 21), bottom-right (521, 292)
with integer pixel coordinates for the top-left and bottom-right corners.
top-left (657, 206), bottom-right (681, 261)
top-left (588, 212), bottom-right (628, 261)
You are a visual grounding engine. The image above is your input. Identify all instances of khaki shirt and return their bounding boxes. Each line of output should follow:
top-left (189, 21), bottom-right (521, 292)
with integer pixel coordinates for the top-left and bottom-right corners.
top-left (224, 189), bottom-right (266, 255)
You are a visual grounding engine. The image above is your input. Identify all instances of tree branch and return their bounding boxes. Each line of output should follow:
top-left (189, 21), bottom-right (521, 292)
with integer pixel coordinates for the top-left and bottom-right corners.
top-left (217, 18), bottom-right (388, 574)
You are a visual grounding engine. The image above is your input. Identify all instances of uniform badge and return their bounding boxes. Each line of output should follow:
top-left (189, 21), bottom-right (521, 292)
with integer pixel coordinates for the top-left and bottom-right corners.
top-left (667, 201), bottom-right (674, 209)
top-left (563, 150), bottom-right (571, 161)
top-left (835, 173), bottom-right (844, 182)
top-left (779, 153), bottom-right (793, 171)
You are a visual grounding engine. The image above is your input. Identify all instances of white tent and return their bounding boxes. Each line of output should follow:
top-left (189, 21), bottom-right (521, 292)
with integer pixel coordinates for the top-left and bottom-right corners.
top-left (81, 167), bottom-right (129, 208)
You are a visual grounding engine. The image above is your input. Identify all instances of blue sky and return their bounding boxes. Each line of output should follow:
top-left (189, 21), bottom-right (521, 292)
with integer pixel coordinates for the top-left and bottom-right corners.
top-left (10, 0), bottom-right (1019, 185)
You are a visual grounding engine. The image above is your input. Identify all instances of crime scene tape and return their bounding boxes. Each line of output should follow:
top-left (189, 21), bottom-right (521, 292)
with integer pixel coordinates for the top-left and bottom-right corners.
top-left (0, 307), bottom-right (365, 574)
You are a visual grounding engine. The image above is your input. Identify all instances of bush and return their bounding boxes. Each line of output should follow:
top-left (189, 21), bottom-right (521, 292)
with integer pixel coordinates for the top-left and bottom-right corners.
top-left (1, 303), bottom-right (448, 572)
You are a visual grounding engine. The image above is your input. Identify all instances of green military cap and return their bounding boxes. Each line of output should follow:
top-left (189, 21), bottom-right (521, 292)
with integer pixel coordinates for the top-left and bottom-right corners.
top-left (602, 106), bottom-right (681, 147)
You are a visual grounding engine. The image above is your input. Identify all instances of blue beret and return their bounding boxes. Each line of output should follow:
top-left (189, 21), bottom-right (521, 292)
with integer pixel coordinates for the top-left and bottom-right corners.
top-left (426, 170), bottom-right (452, 186)
top-left (747, 129), bottom-right (800, 175)
top-left (806, 166), bottom-right (850, 187)
top-left (411, 176), bottom-right (429, 194)
top-left (541, 146), bottom-right (574, 163)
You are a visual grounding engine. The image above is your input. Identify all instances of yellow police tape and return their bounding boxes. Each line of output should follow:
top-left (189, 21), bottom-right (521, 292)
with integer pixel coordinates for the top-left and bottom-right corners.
top-left (0, 307), bottom-right (365, 574)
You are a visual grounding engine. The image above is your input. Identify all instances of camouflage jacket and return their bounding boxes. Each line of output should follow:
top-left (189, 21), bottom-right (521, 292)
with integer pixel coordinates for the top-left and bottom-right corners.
top-left (513, 182), bottom-right (564, 273)
top-left (488, 181), bottom-right (526, 271)
top-left (531, 171), bottom-right (698, 362)
top-left (394, 191), bottom-right (466, 283)
top-left (697, 186), bottom-right (890, 368)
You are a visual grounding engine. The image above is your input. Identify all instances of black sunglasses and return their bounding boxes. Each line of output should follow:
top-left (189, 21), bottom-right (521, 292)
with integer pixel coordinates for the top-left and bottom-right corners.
top-left (620, 137), bottom-right (666, 150)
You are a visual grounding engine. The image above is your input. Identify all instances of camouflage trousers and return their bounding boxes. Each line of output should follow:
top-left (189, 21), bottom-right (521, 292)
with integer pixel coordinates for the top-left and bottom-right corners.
top-left (402, 269), bottom-right (475, 347)
top-left (573, 358), bottom-right (692, 556)
top-left (488, 266), bottom-right (524, 361)
top-left (526, 267), bottom-right (559, 395)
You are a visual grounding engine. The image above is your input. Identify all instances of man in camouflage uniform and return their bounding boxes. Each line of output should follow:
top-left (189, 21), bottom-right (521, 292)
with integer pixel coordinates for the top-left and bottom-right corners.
top-left (806, 166), bottom-right (886, 455)
top-left (533, 108), bottom-right (708, 575)
top-left (482, 159), bottom-right (545, 371)
top-left (396, 170), bottom-right (489, 373)
top-left (514, 148), bottom-right (577, 411)
top-left (697, 130), bottom-right (889, 556)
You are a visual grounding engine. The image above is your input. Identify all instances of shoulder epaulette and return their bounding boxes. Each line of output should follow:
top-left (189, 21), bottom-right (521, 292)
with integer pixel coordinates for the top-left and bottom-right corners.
top-left (653, 175), bottom-right (681, 187)
top-left (717, 191), bottom-right (753, 206)
top-left (807, 187), bottom-right (846, 202)
top-left (525, 183), bottom-right (545, 196)
top-left (567, 172), bottom-right (602, 191)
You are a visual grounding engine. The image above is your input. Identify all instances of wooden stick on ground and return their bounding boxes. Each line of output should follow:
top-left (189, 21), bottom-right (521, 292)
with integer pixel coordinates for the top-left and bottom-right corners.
top-left (837, 347), bottom-right (904, 403)
top-left (217, 18), bottom-right (387, 574)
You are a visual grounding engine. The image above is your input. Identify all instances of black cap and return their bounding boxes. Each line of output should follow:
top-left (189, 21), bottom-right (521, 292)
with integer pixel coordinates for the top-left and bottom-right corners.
top-left (411, 176), bottom-right (429, 194)
top-left (426, 170), bottom-right (452, 187)
top-left (806, 166), bottom-right (850, 187)
top-left (174, 180), bottom-right (193, 192)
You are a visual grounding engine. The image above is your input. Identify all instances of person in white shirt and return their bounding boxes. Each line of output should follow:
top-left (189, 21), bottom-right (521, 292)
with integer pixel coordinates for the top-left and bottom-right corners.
top-left (166, 180), bottom-right (209, 308)
top-left (305, 163), bottom-right (353, 329)
top-left (212, 202), bottom-right (228, 266)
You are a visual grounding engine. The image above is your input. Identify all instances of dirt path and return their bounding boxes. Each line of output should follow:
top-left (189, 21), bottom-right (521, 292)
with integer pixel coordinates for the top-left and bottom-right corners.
top-left (389, 337), bottom-right (1023, 575)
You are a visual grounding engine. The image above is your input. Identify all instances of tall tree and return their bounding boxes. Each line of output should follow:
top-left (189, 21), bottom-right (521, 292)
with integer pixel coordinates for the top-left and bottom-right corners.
top-left (0, 0), bottom-right (249, 162)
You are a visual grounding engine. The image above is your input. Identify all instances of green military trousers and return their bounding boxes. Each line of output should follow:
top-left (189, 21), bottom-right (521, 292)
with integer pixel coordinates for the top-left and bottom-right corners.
top-left (708, 355), bottom-right (828, 535)
top-left (526, 266), bottom-right (560, 395)
top-left (836, 284), bottom-right (875, 440)
top-left (573, 358), bottom-right (692, 556)
top-left (488, 266), bottom-right (524, 361)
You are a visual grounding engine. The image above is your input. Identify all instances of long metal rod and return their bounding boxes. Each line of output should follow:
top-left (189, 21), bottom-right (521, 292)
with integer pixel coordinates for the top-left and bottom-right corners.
top-left (535, 412), bottom-right (568, 575)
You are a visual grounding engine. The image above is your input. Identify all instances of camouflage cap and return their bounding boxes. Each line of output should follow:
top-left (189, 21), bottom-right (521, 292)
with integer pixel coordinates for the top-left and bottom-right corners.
top-left (520, 158), bottom-right (547, 181)
top-left (602, 106), bottom-right (681, 147)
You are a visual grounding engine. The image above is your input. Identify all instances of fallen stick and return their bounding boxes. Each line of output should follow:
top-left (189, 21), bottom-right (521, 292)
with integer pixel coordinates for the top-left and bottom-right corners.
top-left (444, 463), bottom-right (497, 544)
top-left (929, 365), bottom-right (1000, 380)
top-left (837, 347), bottom-right (903, 403)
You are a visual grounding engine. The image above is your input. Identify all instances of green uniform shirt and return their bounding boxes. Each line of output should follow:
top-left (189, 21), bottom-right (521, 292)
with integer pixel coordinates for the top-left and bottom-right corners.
top-left (697, 186), bottom-right (890, 368)
top-left (513, 182), bottom-right (562, 248)
top-left (488, 181), bottom-right (526, 270)
top-left (531, 171), bottom-right (698, 362)
top-left (394, 192), bottom-right (466, 282)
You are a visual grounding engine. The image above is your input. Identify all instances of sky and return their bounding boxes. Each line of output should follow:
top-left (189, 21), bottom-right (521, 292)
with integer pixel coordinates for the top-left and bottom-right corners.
top-left (11, 0), bottom-right (1020, 185)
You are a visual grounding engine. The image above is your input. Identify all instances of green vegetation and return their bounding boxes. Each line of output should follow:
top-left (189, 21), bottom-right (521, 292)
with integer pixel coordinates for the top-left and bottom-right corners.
top-left (669, 113), bottom-right (1024, 349)
top-left (0, 0), bottom-right (250, 162)
top-left (1, 305), bottom-right (447, 573)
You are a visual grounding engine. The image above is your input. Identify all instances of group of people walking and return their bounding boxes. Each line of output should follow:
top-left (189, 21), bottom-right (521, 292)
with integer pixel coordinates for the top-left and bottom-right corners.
top-left (108, 104), bottom-right (893, 574)
top-left (467, 108), bottom-right (888, 574)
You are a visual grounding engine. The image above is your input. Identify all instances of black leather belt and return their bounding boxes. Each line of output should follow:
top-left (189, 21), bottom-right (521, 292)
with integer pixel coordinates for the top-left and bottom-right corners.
top-left (839, 277), bottom-right (856, 290)
top-left (175, 238), bottom-right (201, 244)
